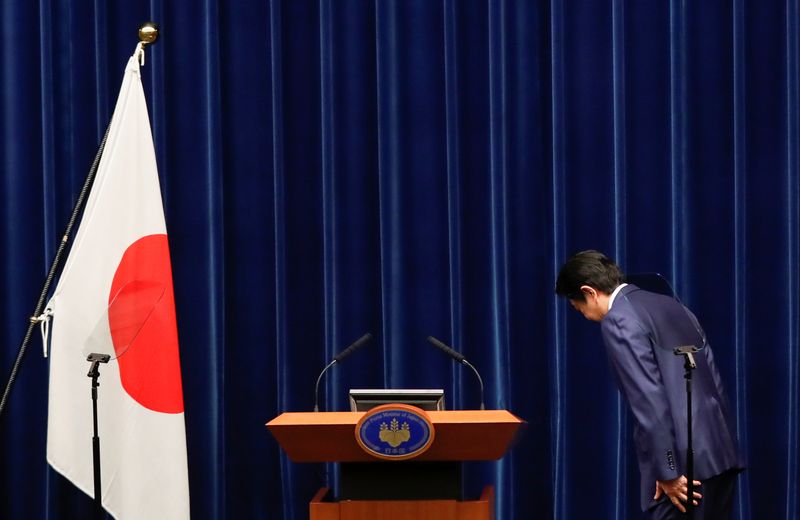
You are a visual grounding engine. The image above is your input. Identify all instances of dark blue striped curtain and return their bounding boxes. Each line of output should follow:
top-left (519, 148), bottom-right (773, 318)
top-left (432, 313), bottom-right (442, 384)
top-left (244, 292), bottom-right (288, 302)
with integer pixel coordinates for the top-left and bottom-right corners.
top-left (1, 1), bottom-right (798, 519)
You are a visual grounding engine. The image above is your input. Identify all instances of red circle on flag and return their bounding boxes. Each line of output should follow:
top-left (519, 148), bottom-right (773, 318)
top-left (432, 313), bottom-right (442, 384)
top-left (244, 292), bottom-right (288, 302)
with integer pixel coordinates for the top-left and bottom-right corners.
top-left (108, 234), bottom-right (184, 413)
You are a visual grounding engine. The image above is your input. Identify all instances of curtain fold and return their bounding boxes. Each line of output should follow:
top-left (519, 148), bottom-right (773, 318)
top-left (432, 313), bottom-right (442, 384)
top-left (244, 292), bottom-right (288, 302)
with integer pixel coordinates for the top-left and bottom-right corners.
top-left (443, 0), bottom-right (464, 412)
top-left (2, 1), bottom-right (799, 518)
top-left (731, 1), bottom-right (752, 517)
top-left (785, 2), bottom-right (800, 518)
top-left (611, 2), bottom-right (629, 517)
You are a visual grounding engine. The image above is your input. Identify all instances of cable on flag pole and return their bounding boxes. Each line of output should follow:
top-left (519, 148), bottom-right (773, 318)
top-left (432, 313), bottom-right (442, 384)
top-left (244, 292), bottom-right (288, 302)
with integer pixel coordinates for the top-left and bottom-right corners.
top-left (30, 309), bottom-right (53, 358)
top-left (0, 22), bottom-right (161, 421)
top-left (134, 43), bottom-right (145, 66)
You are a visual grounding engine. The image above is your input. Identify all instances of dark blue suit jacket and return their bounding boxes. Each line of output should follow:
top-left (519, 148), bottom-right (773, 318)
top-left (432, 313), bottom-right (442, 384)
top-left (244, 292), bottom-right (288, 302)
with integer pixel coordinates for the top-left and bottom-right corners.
top-left (600, 284), bottom-right (745, 511)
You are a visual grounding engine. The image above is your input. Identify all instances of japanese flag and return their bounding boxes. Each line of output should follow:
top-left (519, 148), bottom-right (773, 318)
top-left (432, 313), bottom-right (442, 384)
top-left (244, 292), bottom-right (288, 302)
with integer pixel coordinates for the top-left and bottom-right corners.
top-left (45, 47), bottom-right (190, 519)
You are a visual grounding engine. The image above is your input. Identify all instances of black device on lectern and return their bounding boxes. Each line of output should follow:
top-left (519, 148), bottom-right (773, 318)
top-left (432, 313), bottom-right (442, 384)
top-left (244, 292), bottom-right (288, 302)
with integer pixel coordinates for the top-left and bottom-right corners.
top-left (348, 389), bottom-right (445, 411)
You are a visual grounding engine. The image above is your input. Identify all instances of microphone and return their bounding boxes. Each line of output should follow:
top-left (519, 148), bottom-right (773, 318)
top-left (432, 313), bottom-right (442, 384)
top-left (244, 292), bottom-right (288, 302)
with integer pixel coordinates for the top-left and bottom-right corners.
top-left (426, 336), bottom-right (485, 410)
top-left (314, 333), bottom-right (372, 412)
top-left (333, 333), bottom-right (372, 363)
top-left (427, 336), bottom-right (465, 363)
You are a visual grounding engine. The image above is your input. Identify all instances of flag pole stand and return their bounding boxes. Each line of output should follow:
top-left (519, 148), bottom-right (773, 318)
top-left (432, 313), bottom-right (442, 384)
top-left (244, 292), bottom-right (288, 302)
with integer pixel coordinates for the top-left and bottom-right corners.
top-left (87, 353), bottom-right (110, 516)
top-left (0, 22), bottom-right (159, 422)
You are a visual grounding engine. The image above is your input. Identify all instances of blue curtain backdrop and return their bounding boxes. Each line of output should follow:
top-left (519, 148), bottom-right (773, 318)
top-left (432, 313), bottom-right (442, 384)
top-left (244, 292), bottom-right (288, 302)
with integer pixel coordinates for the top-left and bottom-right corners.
top-left (0, 0), bottom-right (798, 519)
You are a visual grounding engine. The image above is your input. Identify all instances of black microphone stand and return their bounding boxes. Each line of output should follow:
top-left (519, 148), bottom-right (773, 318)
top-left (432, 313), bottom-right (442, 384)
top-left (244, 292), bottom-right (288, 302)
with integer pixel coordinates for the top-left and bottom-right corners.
top-left (461, 359), bottom-right (485, 411)
top-left (314, 360), bottom-right (337, 412)
top-left (87, 353), bottom-right (110, 516)
top-left (674, 345), bottom-right (698, 519)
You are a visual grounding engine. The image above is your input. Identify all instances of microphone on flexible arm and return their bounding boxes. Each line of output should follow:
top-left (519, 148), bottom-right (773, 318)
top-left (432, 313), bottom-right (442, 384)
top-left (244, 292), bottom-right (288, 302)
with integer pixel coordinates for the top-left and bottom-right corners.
top-left (426, 336), bottom-right (485, 410)
top-left (314, 333), bottom-right (373, 412)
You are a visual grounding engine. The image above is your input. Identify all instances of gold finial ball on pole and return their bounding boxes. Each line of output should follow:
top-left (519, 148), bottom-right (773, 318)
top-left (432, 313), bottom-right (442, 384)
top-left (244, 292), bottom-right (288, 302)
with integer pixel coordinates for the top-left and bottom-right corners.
top-left (138, 22), bottom-right (159, 45)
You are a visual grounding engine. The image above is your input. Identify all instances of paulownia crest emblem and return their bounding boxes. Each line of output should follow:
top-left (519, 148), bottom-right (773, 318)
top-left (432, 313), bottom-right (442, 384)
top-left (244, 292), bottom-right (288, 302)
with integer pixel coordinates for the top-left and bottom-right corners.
top-left (378, 418), bottom-right (411, 447)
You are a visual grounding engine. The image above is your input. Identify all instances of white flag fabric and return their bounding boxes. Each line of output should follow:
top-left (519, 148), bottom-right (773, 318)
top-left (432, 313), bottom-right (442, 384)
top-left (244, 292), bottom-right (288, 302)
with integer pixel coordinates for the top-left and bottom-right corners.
top-left (45, 48), bottom-right (190, 519)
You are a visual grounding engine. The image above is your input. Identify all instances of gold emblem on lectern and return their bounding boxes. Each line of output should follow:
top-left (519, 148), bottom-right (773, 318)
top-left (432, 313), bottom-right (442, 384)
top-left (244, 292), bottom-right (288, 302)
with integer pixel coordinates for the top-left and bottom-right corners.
top-left (378, 418), bottom-right (411, 447)
top-left (356, 404), bottom-right (435, 461)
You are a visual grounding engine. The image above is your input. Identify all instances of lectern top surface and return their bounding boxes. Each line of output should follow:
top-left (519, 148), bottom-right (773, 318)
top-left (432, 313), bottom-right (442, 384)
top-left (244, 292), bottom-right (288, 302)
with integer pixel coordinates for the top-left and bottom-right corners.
top-left (266, 409), bottom-right (525, 463)
top-left (266, 409), bottom-right (524, 427)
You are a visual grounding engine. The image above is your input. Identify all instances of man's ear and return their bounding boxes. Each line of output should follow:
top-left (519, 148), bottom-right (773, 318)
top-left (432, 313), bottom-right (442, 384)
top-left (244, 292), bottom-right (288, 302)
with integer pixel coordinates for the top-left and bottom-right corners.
top-left (579, 285), bottom-right (597, 300)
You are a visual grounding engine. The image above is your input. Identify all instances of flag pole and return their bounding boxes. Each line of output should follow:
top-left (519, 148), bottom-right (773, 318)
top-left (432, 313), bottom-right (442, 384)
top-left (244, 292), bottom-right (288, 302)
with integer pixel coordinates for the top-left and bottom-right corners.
top-left (0, 22), bottom-right (160, 421)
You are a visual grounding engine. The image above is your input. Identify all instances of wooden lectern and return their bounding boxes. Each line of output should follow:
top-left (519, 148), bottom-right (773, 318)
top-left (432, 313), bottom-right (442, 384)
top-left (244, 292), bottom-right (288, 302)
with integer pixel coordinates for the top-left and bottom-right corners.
top-left (267, 410), bottom-right (523, 520)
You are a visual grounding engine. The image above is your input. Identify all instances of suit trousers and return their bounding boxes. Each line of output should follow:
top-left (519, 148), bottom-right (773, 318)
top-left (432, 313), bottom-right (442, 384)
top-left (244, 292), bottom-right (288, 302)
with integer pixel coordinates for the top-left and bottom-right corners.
top-left (646, 470), bottom-right (738, 520)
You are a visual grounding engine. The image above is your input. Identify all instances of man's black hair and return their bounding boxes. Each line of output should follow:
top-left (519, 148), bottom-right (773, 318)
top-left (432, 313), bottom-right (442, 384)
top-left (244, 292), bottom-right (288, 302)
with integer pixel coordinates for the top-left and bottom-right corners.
top-left (555, 250), bottom-right (625, 301)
